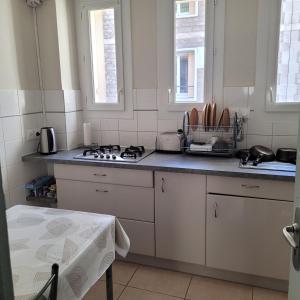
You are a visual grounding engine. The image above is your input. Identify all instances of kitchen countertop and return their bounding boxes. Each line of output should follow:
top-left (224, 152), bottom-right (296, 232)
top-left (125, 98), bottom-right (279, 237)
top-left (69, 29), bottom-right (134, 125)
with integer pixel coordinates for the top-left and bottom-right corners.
top-left (22, 149), bottom-right (296, 182)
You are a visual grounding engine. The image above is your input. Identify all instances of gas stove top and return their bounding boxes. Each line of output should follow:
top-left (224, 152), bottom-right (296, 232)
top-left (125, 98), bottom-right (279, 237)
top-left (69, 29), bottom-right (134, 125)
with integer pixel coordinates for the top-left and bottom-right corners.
top-left (74, 145), bottom-right (154, 163)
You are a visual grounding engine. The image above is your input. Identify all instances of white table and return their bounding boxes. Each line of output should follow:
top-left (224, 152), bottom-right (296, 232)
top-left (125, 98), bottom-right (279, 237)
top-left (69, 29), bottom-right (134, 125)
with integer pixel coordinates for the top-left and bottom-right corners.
top-left (7, 205), bottom-right (130, 300)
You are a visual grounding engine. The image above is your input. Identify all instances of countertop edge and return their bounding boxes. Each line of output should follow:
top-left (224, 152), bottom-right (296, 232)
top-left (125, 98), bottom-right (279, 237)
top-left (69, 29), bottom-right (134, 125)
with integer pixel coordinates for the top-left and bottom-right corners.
top-left (22, 152), bottom-right (296, 182)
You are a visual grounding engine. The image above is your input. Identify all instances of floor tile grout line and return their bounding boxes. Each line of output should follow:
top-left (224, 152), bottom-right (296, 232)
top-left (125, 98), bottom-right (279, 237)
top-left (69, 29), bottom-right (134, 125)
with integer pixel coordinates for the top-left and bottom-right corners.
top-left (116, 284), bottom-right (126, 300)
top-left (125, 285), bottom-right (185, 299)
top-left (125, 286), bottom-right (185, 299)
top-left (184, 275), bottom-right (193, 299)
top-left (125, 265), bottom-right (139, 287)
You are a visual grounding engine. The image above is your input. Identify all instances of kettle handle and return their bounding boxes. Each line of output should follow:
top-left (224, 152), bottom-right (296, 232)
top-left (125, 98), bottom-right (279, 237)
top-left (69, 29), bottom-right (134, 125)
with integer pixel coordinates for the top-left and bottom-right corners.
top-left (47, 129), bottom-right (54, 152)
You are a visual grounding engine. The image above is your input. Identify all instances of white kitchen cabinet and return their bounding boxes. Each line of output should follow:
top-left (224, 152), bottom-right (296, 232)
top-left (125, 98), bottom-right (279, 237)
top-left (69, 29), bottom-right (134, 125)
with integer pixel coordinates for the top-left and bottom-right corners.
top-left (206, 194), bottom-right (293, 280)
top-left (56, 179), bottom-right (154, 222)
top-left (155, 172), bottom-right (206, 265)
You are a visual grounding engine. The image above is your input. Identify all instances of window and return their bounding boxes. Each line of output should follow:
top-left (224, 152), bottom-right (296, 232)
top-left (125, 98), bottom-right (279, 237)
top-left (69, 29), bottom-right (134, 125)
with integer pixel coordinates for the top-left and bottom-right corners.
top-left (276, 0), bottom-right (300, 103)
top-left (176, 0), bottom-right (198, 18)
top-left (174, 0), bottom-right (207, 104)
top-left (76, 0), bottom-right (128, 111)
top-left (267, 0), bottom-right (300, 110)
top-left (90, 9), bottom-right (118, 104)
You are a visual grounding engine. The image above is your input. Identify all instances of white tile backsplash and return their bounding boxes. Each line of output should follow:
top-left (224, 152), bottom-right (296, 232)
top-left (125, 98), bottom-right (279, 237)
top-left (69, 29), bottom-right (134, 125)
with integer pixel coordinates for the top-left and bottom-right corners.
top-left (101, 131), bottom-right (119, 145)
top-left (46, 113), bottom-right (66, 133)
top-left (67, 131), bottom-right (81, 150)
top-left (18, 90), bottom-right (43, 114)
top-left (2, 116), bottom-right (22, 141)
top-left (246, 135), bottom-right (273, 148)
top-left (118, 112), bottom-right (138, 131)
top-left (56, 133), bottom-right (68, 150)
top-left (21, 113), bottom-right (43, 140)
top-left (247, 118), bottom-right (273, 136)
top-left (101, 119), bottom-right (119, 131)
top-left (137, 132), bottom-right (157, 149)
top-left (273, 121), bottom-right (299, 136)
top-left (0, 142), bottom-right (6, 167)
top-left (66, 111), bottom-right (82, 133)
top-left (91, 130), bottom-right (101, 144)
top-left (4, 139), bottom-right (23, 166)
top-left (119, 131), bottom-right (138, 147)
top-left (138, 111), bottom-right (158, 132)
top-left (0, 90), bottom-right (20, 117)
top-left (272, 135), bottom-right (298, 151)
top-left (1, 167), bottom-right (8, 192)
top-left (158, 119), bottom-right (178, 132)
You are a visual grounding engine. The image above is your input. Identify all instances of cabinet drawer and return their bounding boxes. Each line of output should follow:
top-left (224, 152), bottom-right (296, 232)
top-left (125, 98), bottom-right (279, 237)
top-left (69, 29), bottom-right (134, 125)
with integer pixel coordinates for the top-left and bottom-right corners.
top-left (207, 176), bottom-right (294, 201)
top-left (119, 218), bottom-right (155, 257)
top-left (206, 194), bottom-right (293, 280)
top-left (54, 164), bottom-right (153, 187)
top-left (57, 179), bottom-right (154, 222)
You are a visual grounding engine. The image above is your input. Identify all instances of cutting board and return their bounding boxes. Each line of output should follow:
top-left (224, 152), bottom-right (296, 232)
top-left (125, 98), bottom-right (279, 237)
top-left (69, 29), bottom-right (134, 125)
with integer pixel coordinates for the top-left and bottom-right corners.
top-left (190, 108), bottom-right (199, 131)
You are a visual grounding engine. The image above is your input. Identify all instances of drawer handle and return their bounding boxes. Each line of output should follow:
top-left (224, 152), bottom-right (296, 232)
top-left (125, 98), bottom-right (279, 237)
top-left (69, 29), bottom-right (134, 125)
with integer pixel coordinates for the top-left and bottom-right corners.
top-left (241, 184), bottom-right (260, 189)
top-left (161, 178), bottom-right (165, 193)
top-left (214, 202), bottom-right (218, 218)
top-left (96, 189), bottom-right (109, 193)
top-left (93, 173), bottom-right (107, 177)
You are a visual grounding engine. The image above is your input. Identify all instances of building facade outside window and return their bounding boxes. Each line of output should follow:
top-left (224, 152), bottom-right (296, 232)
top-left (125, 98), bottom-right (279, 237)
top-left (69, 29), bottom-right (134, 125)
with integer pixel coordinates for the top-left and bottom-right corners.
top-left (276, 0), bottom-right (300, 103)
top-left (175, 0), bottom-right (206, 103)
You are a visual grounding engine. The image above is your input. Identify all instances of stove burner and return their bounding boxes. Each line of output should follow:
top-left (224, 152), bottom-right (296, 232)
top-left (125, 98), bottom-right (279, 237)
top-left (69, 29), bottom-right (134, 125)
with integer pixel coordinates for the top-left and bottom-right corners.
top-left (83, 145), bottom-right (121, 156)
top-left (99, 145), bottom-right (121, 153)
top-left (120, 151), bottom-right (137, 159)
top-left (83, 149), bottom-right (98, 156)
top-left (120, 145), bottom-right (145, 159)
top-left (124, 146), bottom-right (145, 156)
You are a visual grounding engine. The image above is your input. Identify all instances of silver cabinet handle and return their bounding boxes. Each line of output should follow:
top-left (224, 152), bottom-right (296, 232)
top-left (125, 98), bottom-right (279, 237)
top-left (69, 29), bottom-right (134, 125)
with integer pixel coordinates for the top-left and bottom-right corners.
top-left (241, 184), bottom-right (260, 189)
top-left (93, 173), bottom-right (107, 177)
top-left (96, 189), bottom-right (109, 193)
top-left (161, 178), bottom-right (165, 193)
top-left (283, 223), bottom-right (299, 249)
top-left (214, 202), bottom-right (218, 218)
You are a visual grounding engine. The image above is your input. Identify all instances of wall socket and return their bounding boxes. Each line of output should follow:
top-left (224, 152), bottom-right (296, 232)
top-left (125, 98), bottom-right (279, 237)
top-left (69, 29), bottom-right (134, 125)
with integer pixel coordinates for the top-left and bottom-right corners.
top-left (26, 129), bottom-right (39, 141)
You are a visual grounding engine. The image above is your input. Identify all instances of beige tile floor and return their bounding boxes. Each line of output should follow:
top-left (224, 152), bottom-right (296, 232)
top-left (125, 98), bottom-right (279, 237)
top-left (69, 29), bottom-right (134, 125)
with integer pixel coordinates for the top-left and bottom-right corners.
top-left (84, 261), bottom-right (288, 300)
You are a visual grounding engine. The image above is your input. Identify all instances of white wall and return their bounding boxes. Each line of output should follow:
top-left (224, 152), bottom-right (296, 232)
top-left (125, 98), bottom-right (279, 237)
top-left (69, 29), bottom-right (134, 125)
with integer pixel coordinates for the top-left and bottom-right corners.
top-left (0, 0), bottom-right (83, 208)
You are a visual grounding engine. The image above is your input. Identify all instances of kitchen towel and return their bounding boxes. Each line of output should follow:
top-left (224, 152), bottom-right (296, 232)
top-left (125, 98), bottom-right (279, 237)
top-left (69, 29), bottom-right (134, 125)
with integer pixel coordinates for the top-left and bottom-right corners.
top-left (83, 122), bottom-right (92, 146)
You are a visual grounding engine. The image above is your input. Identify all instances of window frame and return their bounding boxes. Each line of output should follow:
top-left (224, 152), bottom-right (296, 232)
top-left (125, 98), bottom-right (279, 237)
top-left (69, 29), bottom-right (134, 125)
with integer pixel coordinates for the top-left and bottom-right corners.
top-left (266, 0), bottom-right (300, 112)
top-left (168, 0), bottom-right (215, 111)
top-left (76, 0), bottom-right (127, 111)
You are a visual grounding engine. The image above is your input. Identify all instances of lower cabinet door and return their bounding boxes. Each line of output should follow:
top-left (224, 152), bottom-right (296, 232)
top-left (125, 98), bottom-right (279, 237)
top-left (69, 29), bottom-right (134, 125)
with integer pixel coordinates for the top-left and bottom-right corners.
top-left (206, 194), bottom-right (293, 280)
top-left (155, 172), bottom-right (206, 265)
top-left (119, 218), bottom-right (155, 256)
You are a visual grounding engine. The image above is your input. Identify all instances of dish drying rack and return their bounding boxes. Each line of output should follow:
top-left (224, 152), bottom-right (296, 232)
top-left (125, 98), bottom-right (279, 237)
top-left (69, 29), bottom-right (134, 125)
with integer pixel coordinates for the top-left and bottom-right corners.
top-left (183, 117), bottom-right (244, 157)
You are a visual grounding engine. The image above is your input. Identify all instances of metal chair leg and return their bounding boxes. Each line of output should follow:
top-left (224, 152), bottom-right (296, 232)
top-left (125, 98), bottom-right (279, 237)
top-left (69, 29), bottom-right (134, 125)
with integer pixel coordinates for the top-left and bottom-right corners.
top-left (49, 264), bottom-right (59, 300)
top-left (106, 265), bottom-right (113, 300)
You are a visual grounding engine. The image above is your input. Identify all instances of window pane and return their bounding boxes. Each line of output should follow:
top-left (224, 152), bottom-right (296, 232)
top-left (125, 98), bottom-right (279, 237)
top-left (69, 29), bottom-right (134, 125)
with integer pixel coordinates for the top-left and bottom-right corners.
top-left (90, 8), bottom-right (118, 104)
top-left (276, 0), bottom-right (300, 103)
top-left (175, 0), bottom-right (204, 103)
